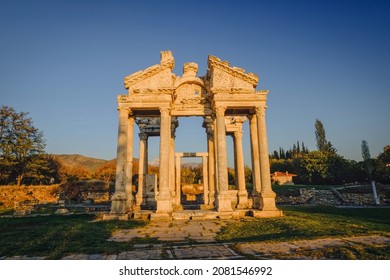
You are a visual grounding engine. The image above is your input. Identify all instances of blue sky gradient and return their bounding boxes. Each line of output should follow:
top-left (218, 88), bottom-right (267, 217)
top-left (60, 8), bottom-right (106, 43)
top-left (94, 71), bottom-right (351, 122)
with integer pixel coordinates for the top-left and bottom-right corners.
top-left (1, 0), bottom-right (389, 166)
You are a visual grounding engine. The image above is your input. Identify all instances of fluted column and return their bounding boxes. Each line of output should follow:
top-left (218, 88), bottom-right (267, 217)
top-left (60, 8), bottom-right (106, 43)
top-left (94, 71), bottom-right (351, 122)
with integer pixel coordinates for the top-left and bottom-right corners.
top-left (202, 154), bottom-right (209, 205)
top-left (156, 107), bottom-right (172, 214)
top-left (110, 107), bottom-right (130, 214)
top-left (249, 114), bottom-right (261, 209)
top-left (256, 106), bottom-right (277, 210)
top-left (234, 130), bottom-right (248, 208)
top-left (207, 129), bottom-right (215, 206)
top-left (213, 117), bottom-right (219, 193)
top-left (169, 128), bottom-right (176, 205)
top-left (125, 111), bottom-right (134, 212)
top-left (135, 132), bottom-right (148, 210)
top-left (215, 106), bottom-right (232, 212)
top-left (175, 154), bottom-right (181, 207)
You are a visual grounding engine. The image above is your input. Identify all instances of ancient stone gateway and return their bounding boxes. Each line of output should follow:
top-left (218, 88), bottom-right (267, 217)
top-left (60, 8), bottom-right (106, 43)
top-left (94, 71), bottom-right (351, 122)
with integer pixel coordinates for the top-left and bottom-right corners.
top-left (104, 51), bottom-right (282, 221)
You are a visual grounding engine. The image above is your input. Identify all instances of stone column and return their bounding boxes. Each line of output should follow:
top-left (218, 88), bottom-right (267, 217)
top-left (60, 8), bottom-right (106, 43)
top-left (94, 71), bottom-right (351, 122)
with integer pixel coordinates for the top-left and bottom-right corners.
top-left (125, 112), bottom-right (134, 212)
top-left (214, 106), bottom-right (232, 212)
top-left (110, 107), bottom-right (129, 215)
top-left (202, 154), bottom-right (209, 205)
top-left (156, 107), bottom-right (172, 214)
top-left (213, 117), bottom-right (219, 193)
top-left (207, 130), bottom-right (215, 206)
top-left (256, 106), bottom-right (277, 211)
top-left (175, 154), bottom-right (181, 207)
top-left (135, 132), bottom-right (148, 210)
top-left (234, 130), bottom-right (248, 208)
top-left (169, 128), bottom-right (176, 206)
top-left (249, 114), bottom-right (261, 209)
top-left (232, 135), bottom-right (238, 189)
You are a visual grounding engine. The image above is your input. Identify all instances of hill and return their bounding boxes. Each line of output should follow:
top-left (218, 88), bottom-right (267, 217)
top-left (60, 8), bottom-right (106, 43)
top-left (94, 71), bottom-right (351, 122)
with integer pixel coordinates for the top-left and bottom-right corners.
top-left (52, 154), bottom-right (139, 174)
top-left (53, 154), bottom-right (110, 173)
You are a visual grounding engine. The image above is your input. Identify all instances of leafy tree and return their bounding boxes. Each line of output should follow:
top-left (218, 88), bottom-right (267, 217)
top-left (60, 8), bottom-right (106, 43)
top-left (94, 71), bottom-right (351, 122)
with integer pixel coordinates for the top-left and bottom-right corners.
top-left (244, 165), bottom-right (252, 189)
top-left (181, 167), bottom-right (196, 184)
top-left (315, 119), bottom-right (336, 153)
top-left (375, 145), bottom-right (390, 184)
top-left (95, 161), bottom-right (116, 186)
top-left (0, 106), bottom-right (45, 185)
top-left (22, 154), bottom-right (62, 185)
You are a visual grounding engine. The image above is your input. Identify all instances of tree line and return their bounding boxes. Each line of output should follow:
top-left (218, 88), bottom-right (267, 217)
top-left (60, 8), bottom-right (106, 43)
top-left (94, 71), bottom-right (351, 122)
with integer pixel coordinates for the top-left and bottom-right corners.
top-left (269, 119), bottom-right (390, 185)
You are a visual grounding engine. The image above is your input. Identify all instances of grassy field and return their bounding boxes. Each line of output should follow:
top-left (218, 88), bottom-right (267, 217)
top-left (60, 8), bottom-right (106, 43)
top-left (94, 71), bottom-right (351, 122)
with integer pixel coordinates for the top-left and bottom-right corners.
top-left (0, 206), bottom-right (389, 259)
top-left (218, 206), bottom-right (390, 242)
top-left (0, 214), bottom-right (146, 259)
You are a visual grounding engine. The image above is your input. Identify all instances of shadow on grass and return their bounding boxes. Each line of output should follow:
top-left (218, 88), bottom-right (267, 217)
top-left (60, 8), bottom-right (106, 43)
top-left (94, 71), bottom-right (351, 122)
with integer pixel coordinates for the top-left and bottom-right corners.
top-left (0, 214), bottom-right (147, 259)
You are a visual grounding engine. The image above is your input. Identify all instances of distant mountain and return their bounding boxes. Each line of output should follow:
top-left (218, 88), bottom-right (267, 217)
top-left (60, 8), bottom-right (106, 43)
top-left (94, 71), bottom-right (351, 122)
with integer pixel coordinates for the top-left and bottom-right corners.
top-left (53, 154), bottom-right (109, 173)
top-left (52, 154), bottom-right (139, 174)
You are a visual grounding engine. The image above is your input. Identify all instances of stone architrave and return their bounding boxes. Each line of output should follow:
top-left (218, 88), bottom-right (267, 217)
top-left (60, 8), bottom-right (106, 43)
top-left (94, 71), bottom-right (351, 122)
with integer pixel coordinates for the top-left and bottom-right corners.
top-left (109, 51), bottom-right (282, 220)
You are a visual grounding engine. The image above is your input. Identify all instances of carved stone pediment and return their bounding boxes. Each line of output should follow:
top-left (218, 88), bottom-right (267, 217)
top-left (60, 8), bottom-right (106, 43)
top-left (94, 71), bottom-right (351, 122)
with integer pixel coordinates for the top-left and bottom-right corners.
top-left (207, 55), bottom-right (259, 92)
top-left (124, 51), bottom-right (175, 94)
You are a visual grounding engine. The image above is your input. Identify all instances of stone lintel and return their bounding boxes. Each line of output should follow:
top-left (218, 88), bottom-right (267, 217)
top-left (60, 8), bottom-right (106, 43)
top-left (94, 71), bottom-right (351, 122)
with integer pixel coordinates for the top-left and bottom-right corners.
top-left (176, 152), bottom-right (208, 157)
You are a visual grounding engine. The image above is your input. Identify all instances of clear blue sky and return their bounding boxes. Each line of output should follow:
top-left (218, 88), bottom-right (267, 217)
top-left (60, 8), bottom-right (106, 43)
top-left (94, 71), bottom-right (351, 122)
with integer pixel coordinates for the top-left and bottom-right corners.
top-left (1, 0), bottom-right (389, 166)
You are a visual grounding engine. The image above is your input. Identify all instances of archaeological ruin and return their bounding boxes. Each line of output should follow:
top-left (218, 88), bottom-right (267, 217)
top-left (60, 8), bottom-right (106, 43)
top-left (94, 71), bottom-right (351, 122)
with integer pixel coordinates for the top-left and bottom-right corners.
top-left (103, 51), bottom-right (282, 221)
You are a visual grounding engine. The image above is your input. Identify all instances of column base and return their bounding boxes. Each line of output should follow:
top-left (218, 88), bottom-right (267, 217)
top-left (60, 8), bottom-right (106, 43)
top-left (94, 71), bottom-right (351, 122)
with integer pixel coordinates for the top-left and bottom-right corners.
top-left (237, 191), bottom-right (248, 209)
top-left (134, 194), bottom-right (145, 211)
top-left (216, 192), bottom-right (233, 212)
top-left (109, 192), bottom-right (127, 214)
top-left (260, 191), bottom-right (278, 211)
top-left (200, 204), bottom-right (215, 210)
top-left (156, 194), bottom-right (173, 214)
top-left (252, 192), bottom-right (261, 209)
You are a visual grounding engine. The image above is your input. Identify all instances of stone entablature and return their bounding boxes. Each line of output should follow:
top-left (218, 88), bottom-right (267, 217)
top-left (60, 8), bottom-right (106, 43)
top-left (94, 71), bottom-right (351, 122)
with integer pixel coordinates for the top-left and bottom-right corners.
top-left (104, 51), bottom-right (282, 221)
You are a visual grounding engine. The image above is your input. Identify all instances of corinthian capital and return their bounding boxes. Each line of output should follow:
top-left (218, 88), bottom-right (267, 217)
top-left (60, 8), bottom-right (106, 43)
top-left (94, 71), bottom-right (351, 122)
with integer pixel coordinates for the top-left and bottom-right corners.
top-left (159, 107), bottom-right (171, 117)
top-left (255, 106), bottom-right (267, 117)
top-left (214, 106), bottom-right (226, 117)
top-left (139, 132), bottom-right (148, 140)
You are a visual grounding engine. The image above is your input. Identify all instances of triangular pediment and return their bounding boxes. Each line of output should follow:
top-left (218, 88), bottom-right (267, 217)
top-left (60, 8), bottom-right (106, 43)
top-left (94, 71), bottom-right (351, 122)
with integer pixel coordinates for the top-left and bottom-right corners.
top-left (207, 55), bottom-right (259, 92)
top-left (124, 51), bottom-right (175, 93)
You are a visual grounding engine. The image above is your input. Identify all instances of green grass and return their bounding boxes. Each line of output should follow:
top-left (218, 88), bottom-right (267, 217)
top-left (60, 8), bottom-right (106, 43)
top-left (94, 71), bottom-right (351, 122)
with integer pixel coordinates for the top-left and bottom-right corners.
top-left (0, 214), bottom-right (147, 259)
top-left (1, 206), bottom-right (389, 259)
top-left (217, 206), bottom-right (390, 243)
